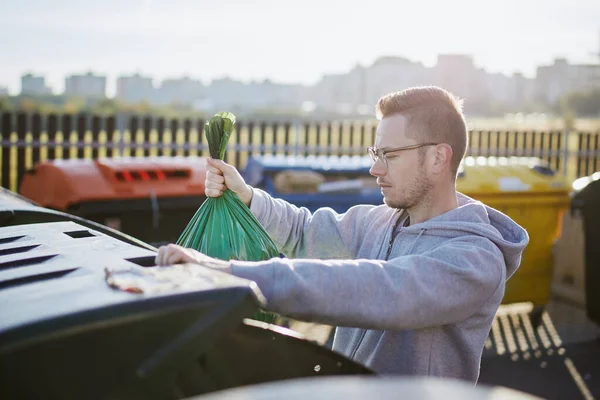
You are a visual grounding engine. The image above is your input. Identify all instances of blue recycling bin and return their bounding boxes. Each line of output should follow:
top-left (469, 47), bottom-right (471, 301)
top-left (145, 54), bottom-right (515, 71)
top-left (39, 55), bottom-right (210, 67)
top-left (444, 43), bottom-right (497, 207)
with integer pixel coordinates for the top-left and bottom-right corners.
top-left (242, 155), bottom-right (384, 213)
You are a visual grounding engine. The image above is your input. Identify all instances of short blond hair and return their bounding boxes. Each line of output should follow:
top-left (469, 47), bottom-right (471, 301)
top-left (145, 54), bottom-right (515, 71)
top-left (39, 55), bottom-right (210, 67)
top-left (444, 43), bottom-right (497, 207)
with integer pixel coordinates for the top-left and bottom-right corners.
top-left (376, 86), bottom-right (468, 178)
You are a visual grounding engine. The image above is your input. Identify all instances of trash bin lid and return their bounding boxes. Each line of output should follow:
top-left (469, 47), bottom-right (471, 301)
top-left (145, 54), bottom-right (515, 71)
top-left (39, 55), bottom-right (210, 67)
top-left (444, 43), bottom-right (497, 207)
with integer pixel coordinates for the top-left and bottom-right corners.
top-left (0, 218), bottom-right (265, 400)
top-left (572, 171), bottom-right (600, 193)
top-left (19, 156), bottom-right (208, 210)
top-left (571, 171), bottom-right (600, 210)
top-left (456, 156), bottom-right (571, 195)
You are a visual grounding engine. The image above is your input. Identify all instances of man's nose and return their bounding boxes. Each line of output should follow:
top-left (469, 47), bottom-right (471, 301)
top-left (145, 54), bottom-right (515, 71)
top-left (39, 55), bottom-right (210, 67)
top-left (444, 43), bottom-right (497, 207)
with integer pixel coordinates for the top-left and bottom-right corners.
top-left (369, 161), bottom-right (386, 177)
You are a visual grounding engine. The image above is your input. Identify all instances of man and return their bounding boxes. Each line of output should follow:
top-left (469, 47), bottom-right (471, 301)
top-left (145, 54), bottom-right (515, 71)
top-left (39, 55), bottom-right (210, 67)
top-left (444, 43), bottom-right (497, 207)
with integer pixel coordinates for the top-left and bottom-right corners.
top-left (156, 86), bottom-right (529, 384)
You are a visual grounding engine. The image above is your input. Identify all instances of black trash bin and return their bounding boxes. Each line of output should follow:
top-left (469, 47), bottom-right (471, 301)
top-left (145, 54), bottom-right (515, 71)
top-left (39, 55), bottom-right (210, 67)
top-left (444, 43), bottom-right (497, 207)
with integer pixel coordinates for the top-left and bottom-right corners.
top-left (0, 206), bottom-right (372, 400)
top-left (571, 172), bottom-right (600, 325)
top-left (18, 156), bottom-right (208, 246)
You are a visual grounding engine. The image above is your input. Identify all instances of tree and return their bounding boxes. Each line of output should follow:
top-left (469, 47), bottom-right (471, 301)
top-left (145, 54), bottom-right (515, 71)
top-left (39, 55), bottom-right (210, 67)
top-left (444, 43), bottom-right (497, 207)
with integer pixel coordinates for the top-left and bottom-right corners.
top-left (561, 89), bottom-right (600, 118)
top-left (0, 96), bottom-right (10, 112)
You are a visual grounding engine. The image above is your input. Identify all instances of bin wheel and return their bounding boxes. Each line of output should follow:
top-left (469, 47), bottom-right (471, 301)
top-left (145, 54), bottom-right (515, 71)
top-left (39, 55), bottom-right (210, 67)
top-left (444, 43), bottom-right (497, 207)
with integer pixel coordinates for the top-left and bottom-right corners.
top-left (529, 305), bottom-right (545, 328)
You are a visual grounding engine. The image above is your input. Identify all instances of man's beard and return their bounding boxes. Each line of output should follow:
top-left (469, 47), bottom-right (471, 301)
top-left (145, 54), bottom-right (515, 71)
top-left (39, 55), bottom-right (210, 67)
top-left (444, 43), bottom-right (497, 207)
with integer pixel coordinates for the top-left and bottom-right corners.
top-left (385, 164), bottom-right (432, 210)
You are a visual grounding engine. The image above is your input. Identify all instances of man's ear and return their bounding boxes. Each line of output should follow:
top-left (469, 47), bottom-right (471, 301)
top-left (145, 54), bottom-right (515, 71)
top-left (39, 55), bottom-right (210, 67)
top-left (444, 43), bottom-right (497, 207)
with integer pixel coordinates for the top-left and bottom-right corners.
top-left (431, 144), bottom-right (453, 174)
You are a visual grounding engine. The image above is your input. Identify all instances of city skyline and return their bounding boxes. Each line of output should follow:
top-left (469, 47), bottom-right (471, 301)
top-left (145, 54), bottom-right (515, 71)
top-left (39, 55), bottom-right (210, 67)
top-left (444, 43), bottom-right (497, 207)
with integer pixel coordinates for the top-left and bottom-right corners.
top-left (6, 50), bottom-right (600, 97)
top-left (1, 0), bottom-right (599, 97)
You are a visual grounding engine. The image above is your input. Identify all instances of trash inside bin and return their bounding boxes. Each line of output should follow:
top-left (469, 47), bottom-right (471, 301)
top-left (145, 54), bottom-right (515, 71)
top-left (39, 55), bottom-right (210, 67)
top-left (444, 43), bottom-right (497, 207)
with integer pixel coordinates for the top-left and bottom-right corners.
top-left (457, 156), bottom-right (571, 307)
top-left (18, 156), bottom-right (208, 245)
top-left (571, 171), bottom-right (600, 325)
top-left (0, 212), bottom-right (372, 400)
top-left (242, 155), bottom-right (383, 213)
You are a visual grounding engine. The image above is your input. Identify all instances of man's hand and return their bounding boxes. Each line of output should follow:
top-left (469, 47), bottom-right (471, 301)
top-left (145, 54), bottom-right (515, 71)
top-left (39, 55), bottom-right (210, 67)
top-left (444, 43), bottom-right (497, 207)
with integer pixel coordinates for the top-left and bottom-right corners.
top-left (205, 158), bottom-right (253, 206)
top-left (155, 244), bottom-right (232, 273)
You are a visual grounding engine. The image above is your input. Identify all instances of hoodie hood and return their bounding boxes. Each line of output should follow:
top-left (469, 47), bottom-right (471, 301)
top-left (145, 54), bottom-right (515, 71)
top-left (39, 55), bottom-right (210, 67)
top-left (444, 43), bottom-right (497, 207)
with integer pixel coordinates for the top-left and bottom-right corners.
top-left (402, 193), bottom-right (528, 280)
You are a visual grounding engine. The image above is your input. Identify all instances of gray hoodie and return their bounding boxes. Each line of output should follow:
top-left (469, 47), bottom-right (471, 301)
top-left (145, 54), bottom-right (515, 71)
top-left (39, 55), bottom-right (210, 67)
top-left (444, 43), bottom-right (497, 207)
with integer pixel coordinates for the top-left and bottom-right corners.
top-left (230, 188), bottom-right (529, 383)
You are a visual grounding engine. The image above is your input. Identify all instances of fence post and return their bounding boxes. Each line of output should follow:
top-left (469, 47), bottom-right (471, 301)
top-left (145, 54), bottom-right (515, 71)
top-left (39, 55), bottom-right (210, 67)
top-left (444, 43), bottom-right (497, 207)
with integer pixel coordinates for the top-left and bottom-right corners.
top-left (157, 118), bottom-right (166, 157)
top-left (359, 123), bottom-right (366, 153)
top-left (129, 115), bottom-right (139, 158)
top-left (106, 116), bottom-right (116, 158)
top-left (142, 116), bottom-right (152, 158)
top-left (248, 122), bottom-right (256, 158)
top-left (315, 122), bottom-right (323, 156)
top-left (183, 118), bottom-right (192, 157)
top-left (259, 122), bottom-right (267, 156)
top-left (539, 131), bottom-right (546, 163)
top-left (325, 122), bottom-right (332, 156)
top-left (283, 122), bottom-right (291, 157)
top-left (61, 114), bottom-right (72, 159)
top-left (170, 118), bottom-right (179, 156)
top-left (548, 131), bottom-right (561, 171)
top-left (303, 121), bottom-right (310, 157)
top-left (337, 122), bottom-right (344, 157)
top-left (76, 113), bottom-right (86, 159)
top-left (31, 113), bottom-right (42, 166)
top-left (16, 112), bottom-right (27, 191)
top-left (1, 112), bottom-right (11, 190)
top-left (348, 122), bottom-right (355, 156)
top-left (47, 114), bottom-right (58, 161)
top-left (91, 115), bottom-right (101, 159)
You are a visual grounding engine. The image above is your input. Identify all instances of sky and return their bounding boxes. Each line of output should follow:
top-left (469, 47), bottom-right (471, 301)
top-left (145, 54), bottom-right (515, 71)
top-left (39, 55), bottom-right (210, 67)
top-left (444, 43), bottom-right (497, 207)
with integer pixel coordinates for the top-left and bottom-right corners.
top-left (1, 0), bottom-right (599, 97)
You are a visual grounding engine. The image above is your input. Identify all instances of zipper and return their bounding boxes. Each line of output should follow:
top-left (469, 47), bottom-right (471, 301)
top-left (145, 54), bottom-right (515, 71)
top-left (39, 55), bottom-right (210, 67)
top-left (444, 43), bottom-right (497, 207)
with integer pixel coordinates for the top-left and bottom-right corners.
top-left (385, 231), bottom-right (399, 260)
top-left (385, 211), bottom-right (406, 260)
top-left (349, 211), bottom-right (406, 360)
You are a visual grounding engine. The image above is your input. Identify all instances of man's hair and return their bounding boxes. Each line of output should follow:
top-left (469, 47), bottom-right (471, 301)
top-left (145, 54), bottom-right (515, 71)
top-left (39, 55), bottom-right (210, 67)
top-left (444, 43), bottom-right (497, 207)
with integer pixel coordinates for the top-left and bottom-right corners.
top-left (376, 86), bottom-right (468, 179)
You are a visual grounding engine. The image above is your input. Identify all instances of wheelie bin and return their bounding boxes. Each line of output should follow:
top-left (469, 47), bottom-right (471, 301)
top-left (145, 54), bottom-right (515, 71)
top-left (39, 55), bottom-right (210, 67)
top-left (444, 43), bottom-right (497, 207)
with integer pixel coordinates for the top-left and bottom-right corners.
top-left (242, 154), bottom-right (383, 213)
top-left (18, 156), bottom-right (208, 245)
top-left (457, 156), bottom-right (571, 310)
top-left (570, 171), bottom-right (600, 325)
top-left (0, 203), bottom-right (373, 400)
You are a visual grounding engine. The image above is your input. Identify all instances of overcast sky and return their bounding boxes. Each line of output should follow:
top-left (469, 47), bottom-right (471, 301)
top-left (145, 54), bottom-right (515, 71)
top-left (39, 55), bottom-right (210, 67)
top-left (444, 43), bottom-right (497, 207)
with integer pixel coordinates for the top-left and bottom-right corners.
top-left (1, 0), bottom-right (599, 96)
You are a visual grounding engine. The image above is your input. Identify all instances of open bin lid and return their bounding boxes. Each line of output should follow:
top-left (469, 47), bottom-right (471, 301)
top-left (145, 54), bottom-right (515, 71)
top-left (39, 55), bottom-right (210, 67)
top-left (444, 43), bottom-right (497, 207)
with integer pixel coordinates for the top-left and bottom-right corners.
top-left (243, 155), bottom-right (373, 187)
top-left (19, 156), bottom-right (207, 210)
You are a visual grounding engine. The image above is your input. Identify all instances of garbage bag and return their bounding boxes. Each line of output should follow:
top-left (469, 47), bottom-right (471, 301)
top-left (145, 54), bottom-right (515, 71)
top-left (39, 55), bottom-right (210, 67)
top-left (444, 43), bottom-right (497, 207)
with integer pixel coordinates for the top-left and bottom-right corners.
top-left (176, 112), bottom-right (280, 322)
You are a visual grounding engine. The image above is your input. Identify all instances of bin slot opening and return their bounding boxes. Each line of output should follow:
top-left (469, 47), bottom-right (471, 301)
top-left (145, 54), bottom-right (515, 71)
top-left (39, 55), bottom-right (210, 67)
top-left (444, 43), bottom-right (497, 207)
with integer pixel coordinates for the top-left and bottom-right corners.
top-left (64, 230), bottom-right (96, 239)
top-left (0, 254), bottom-right (59, 270)
top-left (126, 255), bottom-right (157, 267)
top-left (532, 165), bottom-right (556, 176)
top-left (0, 235), bottom-right (27, 245)
top-left (164, 169), bottom-right (191, 179)
top-left (0, 244), bottom-right (41, 257)
top-left (0, 268), bottom-right (79, 290)
top-left (115, 169), bottom-right (191, 182)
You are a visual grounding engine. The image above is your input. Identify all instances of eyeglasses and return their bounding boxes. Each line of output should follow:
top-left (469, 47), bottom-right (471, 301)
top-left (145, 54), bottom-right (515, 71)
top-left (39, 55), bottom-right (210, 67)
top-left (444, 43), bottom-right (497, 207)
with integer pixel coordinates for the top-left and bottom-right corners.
top-left (367, 143), bottom-right (439, 169)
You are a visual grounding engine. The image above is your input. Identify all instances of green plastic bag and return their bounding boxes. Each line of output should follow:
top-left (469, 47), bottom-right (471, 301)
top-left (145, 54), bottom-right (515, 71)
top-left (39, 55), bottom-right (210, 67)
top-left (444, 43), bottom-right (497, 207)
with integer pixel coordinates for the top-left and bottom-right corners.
top-left (177, 112), bottom-right (280, 323)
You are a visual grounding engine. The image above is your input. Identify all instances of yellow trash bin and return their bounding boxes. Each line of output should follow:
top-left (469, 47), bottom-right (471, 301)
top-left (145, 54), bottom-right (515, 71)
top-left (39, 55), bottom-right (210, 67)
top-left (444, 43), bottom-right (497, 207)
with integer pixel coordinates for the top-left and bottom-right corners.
top-left (456, 156), bottom-right (571, 306)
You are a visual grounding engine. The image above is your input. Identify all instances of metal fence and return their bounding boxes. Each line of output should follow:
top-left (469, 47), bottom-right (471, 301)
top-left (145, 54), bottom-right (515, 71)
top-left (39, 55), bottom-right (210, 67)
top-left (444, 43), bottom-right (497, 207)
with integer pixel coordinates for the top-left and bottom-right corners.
top-left (1, 112), bottom-right (599, 193)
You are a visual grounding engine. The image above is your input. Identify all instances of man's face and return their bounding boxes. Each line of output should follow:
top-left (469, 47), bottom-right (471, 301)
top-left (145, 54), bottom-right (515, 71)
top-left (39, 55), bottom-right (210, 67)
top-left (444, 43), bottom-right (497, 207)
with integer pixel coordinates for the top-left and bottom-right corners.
top-left (369, 114), bottom-right (433, 209)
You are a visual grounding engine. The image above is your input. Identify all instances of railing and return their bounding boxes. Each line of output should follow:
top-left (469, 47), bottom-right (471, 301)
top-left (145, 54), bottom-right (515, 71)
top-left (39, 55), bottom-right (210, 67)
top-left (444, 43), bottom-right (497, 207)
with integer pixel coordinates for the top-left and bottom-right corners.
top-left (1, 112), bottom-right (599, 193)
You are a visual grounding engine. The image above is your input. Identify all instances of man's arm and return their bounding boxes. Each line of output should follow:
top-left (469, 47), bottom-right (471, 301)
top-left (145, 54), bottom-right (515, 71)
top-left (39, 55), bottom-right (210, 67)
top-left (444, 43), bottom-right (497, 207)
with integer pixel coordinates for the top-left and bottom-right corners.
top-left (248, 187), bottom-right (379, 259)
top-left (230, 236), bottom-right (506, 331)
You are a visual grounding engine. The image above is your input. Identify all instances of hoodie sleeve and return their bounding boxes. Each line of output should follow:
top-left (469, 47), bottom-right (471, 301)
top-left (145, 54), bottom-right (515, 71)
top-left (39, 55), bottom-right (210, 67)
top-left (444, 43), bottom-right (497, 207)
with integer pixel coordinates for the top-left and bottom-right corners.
top-left (248, 187), bottom-right (376, 259)
top-left (230, 235), bottom-right (506, 331)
